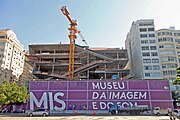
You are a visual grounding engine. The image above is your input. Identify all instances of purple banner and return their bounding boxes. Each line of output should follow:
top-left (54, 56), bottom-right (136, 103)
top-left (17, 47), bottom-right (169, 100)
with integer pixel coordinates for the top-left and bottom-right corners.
top-left (27, 80), bottom-right (173, 111)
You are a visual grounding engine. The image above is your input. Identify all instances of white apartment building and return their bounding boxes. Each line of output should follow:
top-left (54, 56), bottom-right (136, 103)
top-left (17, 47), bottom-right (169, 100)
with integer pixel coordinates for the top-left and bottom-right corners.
top-left (0, 29), bottom-right (25, 81)
top-left (156, 27), bottom-right (180, 81)
top-left (125, 19), bottom-right (163, 79)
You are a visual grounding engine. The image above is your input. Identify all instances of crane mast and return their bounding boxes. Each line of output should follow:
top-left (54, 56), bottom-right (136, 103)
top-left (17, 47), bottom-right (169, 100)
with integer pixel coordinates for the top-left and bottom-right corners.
top-left (61, 6), bottom-right (77, 80)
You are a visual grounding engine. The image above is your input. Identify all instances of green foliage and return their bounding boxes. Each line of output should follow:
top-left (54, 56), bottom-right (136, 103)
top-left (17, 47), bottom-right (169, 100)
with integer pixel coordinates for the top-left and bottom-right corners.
top-left (173, 77), bottom-right (180, 85)
top-left (172, 91), bottom-right (180, 108)
top-left (172, 91), bottom-right (180, 100)
top-left (173, 67), bottom-right (180, 85)
top-left (0, 80), bottom-right (29, 106)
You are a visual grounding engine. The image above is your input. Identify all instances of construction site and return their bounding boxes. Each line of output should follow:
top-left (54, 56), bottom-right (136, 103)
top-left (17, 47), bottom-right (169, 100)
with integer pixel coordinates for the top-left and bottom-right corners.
top-left (13, 6), bottom-right (174, 114)
top-left (29, 44), bottom-right (130, 80)
top-left (28, 6), bottom-right (131, 80)
top-left (0, 2), bottom-right (178, 116)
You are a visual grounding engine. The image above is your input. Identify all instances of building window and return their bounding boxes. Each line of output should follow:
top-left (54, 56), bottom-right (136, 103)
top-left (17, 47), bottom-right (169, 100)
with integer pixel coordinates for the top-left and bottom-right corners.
top-left (174, 33), bottom-right (180, 36)
top-left (144, 65), bottom-right (152, 70)
top-left (162, 64), bottom-right (177, 68)
top-left (162, 32), bottom-right (166, 35)
top-left (152, 59), bottom-right (159, 63)
top-left (159, 50), bottom-right (176, 55)
top-left (165, 32), bottom-right (172, 36)
top-left (160, 56), bottom-right (177, 62)
top-left (159, 45), bottom-right (163, 48)
top-left (142, 46), bottom-right (149, 50)
top-left (143, 59), bottom-right (151, 63)
top-left (140, 34), bottom-right (148, 38)
top-left (168, 57), bottom-right (177, 61)
top-left (159, 44), bottom-right (174, 49)
top-left (158, 32), bottom-right (172, 36)
top-left (149, 34), bottom-right (155, 37)
top-left (145, 73), bottom-right (151, 77)
top-left (177, 52), bottom-right (180, 57)
top-left (157, 32), bottom-right (161, 36)
top-left (0, 42), bottom-right (5, 46)
top-left (141, 40), bottom-right (148, 44)
top-left (149, 40), bottom-right (156, 43)
top-left (150, 46), bottom-right (157, 50)
top-left (139, 23), bottom-right (153, 26)
top-left (158, 38), bottom-right (162, 42)
top-left (148, 28), bottom-right (154, 31)
top-left (140, 28), bottom-right (147, 32)
top-left (142, 52), bottom-right (150, 56)
top-left (153, 72), bottom-right (161, 77)
top-left (153, 65), bottom-right (160, 70)
top-left (176, 45), bottom-right (180, 50)
top-left (163, 70), bottom-right (176, 75)
top-left (175, 39), bottom-right (180, 43)
top-left (0, 36), bottom-right (6, 39)
top-left (158, 37), bottom-right (173, 42)
top-left (151, 52), bottom-right (158, 56)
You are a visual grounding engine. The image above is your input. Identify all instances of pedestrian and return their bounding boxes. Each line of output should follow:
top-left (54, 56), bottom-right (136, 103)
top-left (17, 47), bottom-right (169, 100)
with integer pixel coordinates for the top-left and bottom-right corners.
top-left (168, 107), bottom-right (175, 120)
top-left (2, 107), bottom-right (7, 113)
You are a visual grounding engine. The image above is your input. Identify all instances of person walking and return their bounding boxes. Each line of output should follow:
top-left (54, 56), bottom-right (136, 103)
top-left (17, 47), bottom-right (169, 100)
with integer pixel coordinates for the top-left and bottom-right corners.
top-left (168, 107), bottom-right (175, 120)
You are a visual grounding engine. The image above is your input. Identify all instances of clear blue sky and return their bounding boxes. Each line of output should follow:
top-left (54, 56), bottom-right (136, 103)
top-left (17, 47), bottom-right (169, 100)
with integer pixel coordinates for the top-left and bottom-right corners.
top-left (1, 0), bottom-right (180, 50)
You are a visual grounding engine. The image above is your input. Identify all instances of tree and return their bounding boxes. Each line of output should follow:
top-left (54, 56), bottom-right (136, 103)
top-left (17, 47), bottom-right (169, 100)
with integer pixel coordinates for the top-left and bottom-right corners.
top-left (0, 80), bottom-right (29, 112)
top-left (173, 67), bottom-right (180, 85)
top-left (172, 91), bottom-right (180, 108)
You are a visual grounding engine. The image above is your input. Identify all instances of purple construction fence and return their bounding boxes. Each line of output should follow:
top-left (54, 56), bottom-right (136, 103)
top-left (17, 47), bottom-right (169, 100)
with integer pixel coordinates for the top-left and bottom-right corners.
top-left (27, 80), bottom-right (173, 111)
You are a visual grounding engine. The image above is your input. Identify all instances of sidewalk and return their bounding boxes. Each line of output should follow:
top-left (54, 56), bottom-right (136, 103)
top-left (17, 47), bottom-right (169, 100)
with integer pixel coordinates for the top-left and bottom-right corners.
top-left (0, 110), bottom-right (155, 117)
top-left (49, 110), bottom-right (109, 116)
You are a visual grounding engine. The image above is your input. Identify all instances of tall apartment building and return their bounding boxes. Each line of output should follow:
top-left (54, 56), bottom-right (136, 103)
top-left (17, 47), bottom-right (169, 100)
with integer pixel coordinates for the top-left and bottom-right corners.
top-left (125, 19), bottom-right (163, 79)
top-left (0, 29), bottom-right (25, 81)
top-left (156, 27), bottom-right (180, 81)
top-left (29, 44), bottom-right (130, 80)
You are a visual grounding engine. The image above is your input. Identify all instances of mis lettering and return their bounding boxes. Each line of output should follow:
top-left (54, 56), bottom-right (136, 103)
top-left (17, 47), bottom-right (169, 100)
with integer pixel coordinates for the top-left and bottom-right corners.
top-left (30, 92), bottom-right (66, 111)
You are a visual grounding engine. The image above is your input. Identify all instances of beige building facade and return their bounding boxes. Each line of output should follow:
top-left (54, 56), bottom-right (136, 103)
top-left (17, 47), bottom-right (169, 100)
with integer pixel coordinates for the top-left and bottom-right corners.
top-left (0, 29), bottom-right (25, 81)
top-left (156, 27), bottom-right (180, 81)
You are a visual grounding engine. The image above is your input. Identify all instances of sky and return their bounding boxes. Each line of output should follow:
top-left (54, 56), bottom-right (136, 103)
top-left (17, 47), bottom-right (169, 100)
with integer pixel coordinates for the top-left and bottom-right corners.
top-left (1, 0), bottom-right (180, 50)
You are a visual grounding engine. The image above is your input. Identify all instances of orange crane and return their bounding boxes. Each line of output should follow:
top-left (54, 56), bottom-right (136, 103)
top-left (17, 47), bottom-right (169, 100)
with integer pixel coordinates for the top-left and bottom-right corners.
top-left (61, 6), bottom-right (87, 80)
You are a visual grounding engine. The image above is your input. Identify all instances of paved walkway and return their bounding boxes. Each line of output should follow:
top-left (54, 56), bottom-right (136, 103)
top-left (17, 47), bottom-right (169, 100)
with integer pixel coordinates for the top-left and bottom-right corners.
top-left (0, 113), bottom-right (170, 120)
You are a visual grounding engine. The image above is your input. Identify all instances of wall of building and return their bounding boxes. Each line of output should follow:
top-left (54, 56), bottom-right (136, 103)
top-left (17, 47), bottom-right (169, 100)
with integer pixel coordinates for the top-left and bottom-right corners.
top-left (156, 28), bottom-right (180, 82)
top-left (126, 19), bottom-right (163, 80)
top-left (0, 29), bottom-right (25, 81)
top-left (126, 19), bottom-right (180, 81)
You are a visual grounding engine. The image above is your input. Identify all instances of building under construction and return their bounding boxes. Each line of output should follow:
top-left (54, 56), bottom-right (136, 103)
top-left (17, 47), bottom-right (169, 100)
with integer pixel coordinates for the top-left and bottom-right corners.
top-left (29, 43), bottom-right (131, 80)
